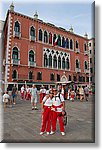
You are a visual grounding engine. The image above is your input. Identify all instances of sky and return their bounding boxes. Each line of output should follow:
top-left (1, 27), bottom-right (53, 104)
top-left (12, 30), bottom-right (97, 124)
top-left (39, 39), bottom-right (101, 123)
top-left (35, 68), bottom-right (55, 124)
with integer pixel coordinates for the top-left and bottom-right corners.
top-left (0, 0), bottom-right (94, 38)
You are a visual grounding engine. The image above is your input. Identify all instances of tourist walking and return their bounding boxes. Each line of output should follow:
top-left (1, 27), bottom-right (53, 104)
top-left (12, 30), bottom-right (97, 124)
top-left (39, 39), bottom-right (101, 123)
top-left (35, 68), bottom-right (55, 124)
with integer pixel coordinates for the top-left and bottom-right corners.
top-left (79, 86), bottom-right (84, 102)
top-left (20, 85), bottom-right (25, 100)
top-left (12, 85), bottom-right (17, 105)
top-left (30, 84), bottom-right (38, 110)
top-left (84, 85), bottom-right (89, 101)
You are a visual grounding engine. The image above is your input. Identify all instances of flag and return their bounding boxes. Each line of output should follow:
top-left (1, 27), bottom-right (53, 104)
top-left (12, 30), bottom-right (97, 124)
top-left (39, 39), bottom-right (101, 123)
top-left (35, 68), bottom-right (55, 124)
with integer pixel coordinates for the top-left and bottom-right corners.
top-left (53, 36), bottom-right (58, 46)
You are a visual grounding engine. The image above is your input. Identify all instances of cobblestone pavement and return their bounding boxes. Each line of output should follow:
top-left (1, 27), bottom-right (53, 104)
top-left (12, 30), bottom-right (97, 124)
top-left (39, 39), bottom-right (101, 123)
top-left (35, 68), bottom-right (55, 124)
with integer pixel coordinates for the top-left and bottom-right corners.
top-left (1, 95), bottom-right (95, 143)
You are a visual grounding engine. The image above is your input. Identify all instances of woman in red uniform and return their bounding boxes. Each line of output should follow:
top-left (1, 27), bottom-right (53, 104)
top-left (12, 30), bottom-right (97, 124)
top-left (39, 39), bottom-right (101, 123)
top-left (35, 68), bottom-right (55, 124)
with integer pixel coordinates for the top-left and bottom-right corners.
top-left (40, 90), bottom-right (53, 135)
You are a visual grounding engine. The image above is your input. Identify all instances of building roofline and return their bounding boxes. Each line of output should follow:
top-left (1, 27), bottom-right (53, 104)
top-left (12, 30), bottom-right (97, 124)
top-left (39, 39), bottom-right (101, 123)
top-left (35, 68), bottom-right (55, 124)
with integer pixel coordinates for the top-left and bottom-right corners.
top-left (4, 9), bottom-right (90, 40)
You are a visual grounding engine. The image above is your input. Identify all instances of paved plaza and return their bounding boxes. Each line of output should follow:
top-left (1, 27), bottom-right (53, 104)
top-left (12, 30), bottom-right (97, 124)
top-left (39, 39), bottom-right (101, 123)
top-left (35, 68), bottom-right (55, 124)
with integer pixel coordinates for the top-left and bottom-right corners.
top-left (1, 95), bottom-right (95, 143)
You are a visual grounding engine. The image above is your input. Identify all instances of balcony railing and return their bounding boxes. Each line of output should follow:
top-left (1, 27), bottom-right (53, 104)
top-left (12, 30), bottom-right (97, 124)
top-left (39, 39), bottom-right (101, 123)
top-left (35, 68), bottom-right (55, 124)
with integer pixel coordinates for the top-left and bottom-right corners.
top-left (28, 61), bottom-right (36, 67)
top-left (75, 49), bottom-right (80, 53)
top-left (30, 36), bottom-right (36, 42)
top-left (14, 31), bottom-right (21, 38)
top-left (12, 59), bottom-right (20, 65)
top-left (84, 50), bottom-right (89, 55)
top-left (75, 68), bottom-right (81, 73)
top-left (84, 69), bottom-right (89, 74)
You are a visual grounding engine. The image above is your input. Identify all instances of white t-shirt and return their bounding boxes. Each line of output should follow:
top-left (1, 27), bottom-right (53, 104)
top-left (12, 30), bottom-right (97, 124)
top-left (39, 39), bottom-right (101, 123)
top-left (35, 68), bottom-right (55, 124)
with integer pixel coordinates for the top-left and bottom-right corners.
top-left (3, 94), bottom-right (10, 102)
top-left (43, 96), bottom-right (52, 106)
top-left (21, 87), bottom-right (24, 93)
top-left (52, 93), bottom-right (65, 112)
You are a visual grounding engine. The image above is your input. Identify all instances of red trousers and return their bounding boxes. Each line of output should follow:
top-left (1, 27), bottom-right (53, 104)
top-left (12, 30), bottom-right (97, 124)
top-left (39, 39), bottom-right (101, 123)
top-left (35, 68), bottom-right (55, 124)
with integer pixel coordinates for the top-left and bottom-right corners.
top-left (21, 92), bottom-right (24, 99)
top-left (51, 111), bottom-right (64, 132)
top-left (41, 106), bottom-right (51, 132)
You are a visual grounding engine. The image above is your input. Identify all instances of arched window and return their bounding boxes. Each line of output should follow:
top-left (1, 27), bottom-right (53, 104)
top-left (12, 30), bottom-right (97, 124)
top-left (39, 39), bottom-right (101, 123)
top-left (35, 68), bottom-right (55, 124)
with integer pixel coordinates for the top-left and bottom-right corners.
top-left (30, 26), bottom-right (35, 41)
top-left (84, 43), bottom-right (87, 51)
top-left (76, 59), bottom-right (79, 68)
top-left (14, 21), bottom-right (20, 32)
top-left (44, 31), bottom-right (48, 43)
top-left (84, 61), bottom-right (88, 70)
top-left (44, 53), bottom-right (48, 67)
top-left (58, 56), bottom-right (61, 69)
top-left (49, 32), bottom-right (52, 44)
top-left (39, 29), bottom-right (43, 41)
top-left (29, 50), bottom-right (34, 62)
top-left (76, 41), bottom-right (79, 49)
top-left (29, 71), bottom-right (33, 80)
top-left (66, 38), bottom-right (69, 49)
top-left (66, 57), bottom-right (70, 70)
top-left (53, 34), bottom-right (56, 45)
top-left (12, 70), bottom-right (17, 79)
top-left (62, 57), bottom-right (65, 69)
top-left (62, 37), bottom-right (65, 48)
top-left (37, 72), bottom-right (42, 80)
top-left (49, 54), bottom-right (52, 67)
top-left (57, 35), bottom-right (61, 46)
top-left (70, 39), bottom-right (73, 49)
top-left (12, 47), bottom-right (19, 59)
top-left (53, 55), bottom-right (57, 68)
top-left (50, 73), bottom-right (55, 81)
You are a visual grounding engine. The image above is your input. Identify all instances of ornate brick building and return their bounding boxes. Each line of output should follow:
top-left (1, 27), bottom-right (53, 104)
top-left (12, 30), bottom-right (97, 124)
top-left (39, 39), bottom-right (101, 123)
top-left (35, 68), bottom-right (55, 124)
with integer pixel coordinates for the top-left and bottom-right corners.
top-left (3, 3), bottom-right (90, 90)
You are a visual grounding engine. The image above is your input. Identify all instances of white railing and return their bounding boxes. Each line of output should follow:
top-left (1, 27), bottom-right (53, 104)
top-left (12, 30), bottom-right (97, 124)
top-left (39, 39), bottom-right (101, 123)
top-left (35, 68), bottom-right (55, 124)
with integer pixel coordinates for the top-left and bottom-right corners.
top-left (84, 69), bottom-right (89, 74)
top-left (75, 49), bottom-right (80, 53)
top-left (75, 68), bottom-right (81, 73)
top-left (84, 50), bottom-right (89, 55)
top-left (12, 59), bottom-right (19, 65)
top-left (28, 61), bottom-right (36, 67)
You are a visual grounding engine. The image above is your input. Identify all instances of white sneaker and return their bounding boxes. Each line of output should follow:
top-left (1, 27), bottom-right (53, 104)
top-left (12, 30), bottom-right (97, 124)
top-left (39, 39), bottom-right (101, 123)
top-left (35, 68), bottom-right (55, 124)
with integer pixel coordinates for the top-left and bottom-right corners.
top-left (50, 131), bottom-right (55, 135)
top-left (40, 132), bottom-right (44, 135)
top-left (61, 132), bottom-right (65, 136)
top-left (46, 132), bottom-right (50, 135)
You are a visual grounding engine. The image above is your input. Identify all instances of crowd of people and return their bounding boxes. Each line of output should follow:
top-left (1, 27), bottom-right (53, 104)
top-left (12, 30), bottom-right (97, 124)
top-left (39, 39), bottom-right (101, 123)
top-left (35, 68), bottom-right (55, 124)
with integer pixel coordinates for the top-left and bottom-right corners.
top-left (2, 83), bottom-right (94, 135)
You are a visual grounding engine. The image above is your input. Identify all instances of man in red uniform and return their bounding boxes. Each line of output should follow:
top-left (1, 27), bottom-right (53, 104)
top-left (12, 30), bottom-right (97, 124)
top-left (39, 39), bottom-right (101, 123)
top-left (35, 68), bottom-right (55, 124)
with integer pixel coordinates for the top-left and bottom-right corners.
top-left (50, 88), bottom-right (66, 136)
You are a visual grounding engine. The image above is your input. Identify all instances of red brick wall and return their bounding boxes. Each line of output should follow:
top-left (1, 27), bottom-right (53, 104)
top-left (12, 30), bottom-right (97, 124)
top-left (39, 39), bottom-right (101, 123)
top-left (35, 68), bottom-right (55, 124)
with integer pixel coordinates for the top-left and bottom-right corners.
top-left (4, 11), bottom-right (89, 84)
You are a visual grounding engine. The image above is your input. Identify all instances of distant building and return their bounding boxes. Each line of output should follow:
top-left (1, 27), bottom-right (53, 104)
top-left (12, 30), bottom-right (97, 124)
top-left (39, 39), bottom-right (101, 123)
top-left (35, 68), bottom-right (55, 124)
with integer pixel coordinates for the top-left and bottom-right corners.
top-left (0, 20), bottom-right (4, 93)
top-left (88, 38), bottom-right (95, 86)
top-left (2, 3), bottom-right (91, 91)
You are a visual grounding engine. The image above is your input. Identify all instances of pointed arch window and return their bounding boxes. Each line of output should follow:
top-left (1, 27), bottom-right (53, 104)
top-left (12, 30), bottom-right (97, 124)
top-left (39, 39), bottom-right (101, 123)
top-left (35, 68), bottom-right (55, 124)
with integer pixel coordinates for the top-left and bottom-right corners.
top-left (76, 41), bottom-right (79, 49)
top-left (44, 31), bottom-right (48, 43)
top-left (53, 34), bottom-right (56, 45)
top-left (12, 47), bottom-right (20, 65)
top-left (49, 54), bottom-right (52, 67)
top-left (57, 35), bottom-right (61, 46)
top-left (66, 57), bottom-right (70, 70)
top-left (37, 72), bottom-right (42, 80)
top-left (44, 53), bottom-right (48, 67)
top-left (30, 26), bottom-right (35, 41)
top-left (66, 38), bottom-right (69, 49)
top-left (76, 59), bottom-right (80, 69)
top-left (39, 29), bottom-right (43, 41)
top-left (14, 21), bottom-right (20, 32)
top-left (70, 39), bottom-right (73, 49)
top-left (14, 21), bottom-right (20, 37)
top-left (29, 50), bottom-right (34, 62)
top-left (84, 43), bottom-right (87, 51)
top-left (62, 57), bottom-right (65, 69)
top-left (84, 61), bottom-right (88, 70)
top-left (49, 32), bottom-right (52, 44)
top-left (58, 56), bottom-right (61, 69)
top-left (29, 71), bottom-right (33, 80)
top-left (62, 37), bottom-right (65, 48)
top-left (12, 70), bottom-right (17, 79)
top-left (53, 55), bottom-right (57, 68)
